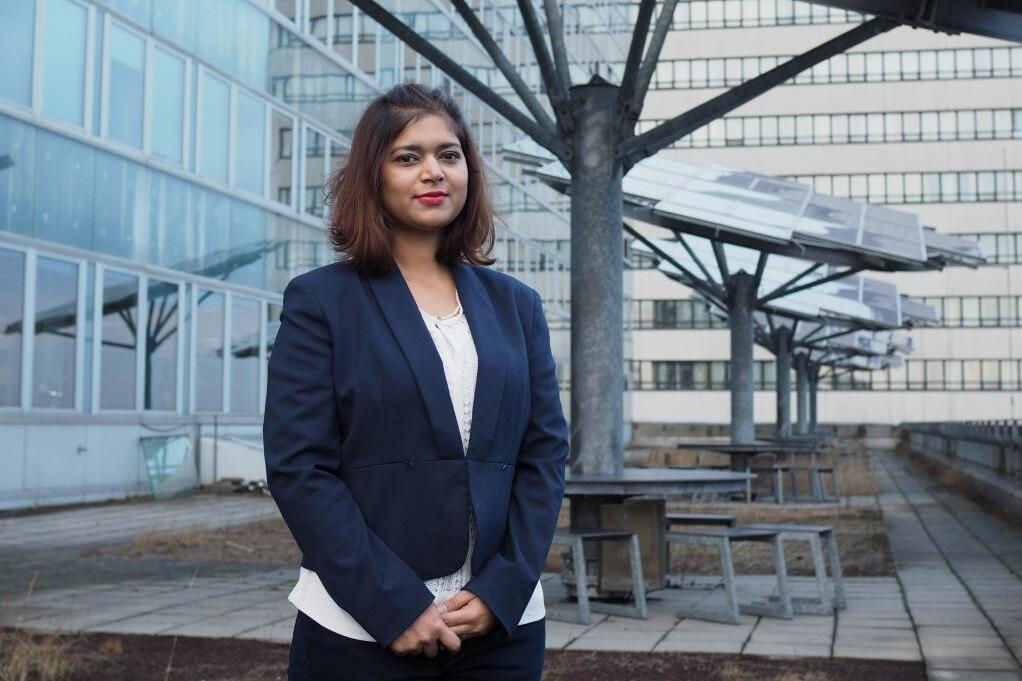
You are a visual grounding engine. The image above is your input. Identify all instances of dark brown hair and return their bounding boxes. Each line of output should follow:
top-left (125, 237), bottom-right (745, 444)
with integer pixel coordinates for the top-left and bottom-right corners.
top-left (324, 83), bottom-right (496, 277)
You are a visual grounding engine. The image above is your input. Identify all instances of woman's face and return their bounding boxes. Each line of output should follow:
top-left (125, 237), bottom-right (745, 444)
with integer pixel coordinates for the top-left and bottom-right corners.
top-left (380, 113), bottom-right (469, 238)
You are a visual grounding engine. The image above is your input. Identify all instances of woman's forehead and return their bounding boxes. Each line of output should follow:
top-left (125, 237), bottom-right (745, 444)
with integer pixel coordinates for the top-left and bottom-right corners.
top-left (391, 114), bottom-right (461, 149)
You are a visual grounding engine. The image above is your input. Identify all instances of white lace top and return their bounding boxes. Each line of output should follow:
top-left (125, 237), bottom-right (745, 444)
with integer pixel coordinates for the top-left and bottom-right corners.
top-left (286, 288), bottom-right (545, 641)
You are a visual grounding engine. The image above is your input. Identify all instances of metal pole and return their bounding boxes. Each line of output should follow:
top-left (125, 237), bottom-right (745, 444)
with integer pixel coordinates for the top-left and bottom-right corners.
top-left (775, 328), bottom-right (792, 438)
top-left (569, 78), bottom-right (623, 477)
top-left (729, 272), bottom-right (756, 447)
top-left (809, 364), bottom-right (820, 434)
top-left (795, 353), bottom-right (809, 436)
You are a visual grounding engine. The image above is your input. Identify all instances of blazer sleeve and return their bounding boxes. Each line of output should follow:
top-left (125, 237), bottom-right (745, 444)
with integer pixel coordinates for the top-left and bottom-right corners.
top-left (263, 279), bottom-right (435, 649)
top-left (464, 288), bottom-right (569, 639)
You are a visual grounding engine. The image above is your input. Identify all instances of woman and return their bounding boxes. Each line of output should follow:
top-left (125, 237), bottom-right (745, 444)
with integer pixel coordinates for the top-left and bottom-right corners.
top-left (263, 82), bottom-right (569, 681)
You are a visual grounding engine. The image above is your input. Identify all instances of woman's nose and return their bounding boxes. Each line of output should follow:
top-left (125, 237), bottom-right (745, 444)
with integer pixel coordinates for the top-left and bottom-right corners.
top-left (421, 156), bottom-right (444, 180)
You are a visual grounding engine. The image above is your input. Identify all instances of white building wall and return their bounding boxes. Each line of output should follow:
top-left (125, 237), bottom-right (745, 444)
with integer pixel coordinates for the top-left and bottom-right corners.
top-left (628, 15), bottom-right (1022, 426)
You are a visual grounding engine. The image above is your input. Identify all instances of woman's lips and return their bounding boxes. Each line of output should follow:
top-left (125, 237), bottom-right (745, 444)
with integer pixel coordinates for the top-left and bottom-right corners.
top-left (416, 194), bottom-right (446, 206)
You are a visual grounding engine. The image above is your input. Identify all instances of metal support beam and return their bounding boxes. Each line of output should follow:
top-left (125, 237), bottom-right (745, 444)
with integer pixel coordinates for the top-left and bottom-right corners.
top-left (758, 265), bottom-right (866, 306)
top-left (729, 273), bottom-right (757, 446)
top-left (775, 328), bottom-right (792, 438)
top-left (348, 0), bottom-right (569, 159)
top-left (516, 0), bottom-right (572, 133)
top-left (677, 235), bottom-right (721, 291)
top-left (624, 226), bottom-right (727, 307)
top-left (449, 0), bottom-right (558, 134)
top-left (808, 364), bottom-right (820, 434)
top-left (570, 80), bottom-right (624, 476)
top-left (712, 240), bottom-right (731, 287)
top-left (618, 0), bottom-right (656, 125)
top-left (541, 0), bottom-right (574, 112)
top-left (626, 0), bottom-right (680, 127)
top-left (795, 353), bottom-right (810, 436)
top-left (619, 17), bottom-right (898, 169)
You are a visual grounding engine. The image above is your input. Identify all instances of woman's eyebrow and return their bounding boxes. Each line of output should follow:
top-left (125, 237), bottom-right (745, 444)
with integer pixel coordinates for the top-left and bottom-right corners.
top-left (392, 142), bottom-right (462, 153)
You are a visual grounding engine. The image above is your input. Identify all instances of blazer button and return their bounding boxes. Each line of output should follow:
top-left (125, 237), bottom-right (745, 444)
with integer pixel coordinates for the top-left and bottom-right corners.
top-left (405, 459), bottom-right (414, 467)
top-left (501, 463), bottom-right (508, 471)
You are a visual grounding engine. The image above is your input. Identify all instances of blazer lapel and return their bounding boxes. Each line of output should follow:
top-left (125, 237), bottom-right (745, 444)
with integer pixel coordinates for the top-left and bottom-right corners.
top-left (368, 263), bottom-right (463, 458)
top-left (366, 260), bottom-right (506, 461)
top-left (453, 261), bottom-right (506, 461)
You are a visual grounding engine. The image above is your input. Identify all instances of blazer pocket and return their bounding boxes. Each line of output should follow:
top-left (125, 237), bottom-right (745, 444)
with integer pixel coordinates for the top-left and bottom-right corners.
top-left (343, 459), bottom-right (472, 579)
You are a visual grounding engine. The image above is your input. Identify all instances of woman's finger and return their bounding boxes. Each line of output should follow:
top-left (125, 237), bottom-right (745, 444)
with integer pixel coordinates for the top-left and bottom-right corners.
top-left (441, 605), bottom-right (479, 627)
top-left (448, 623), bottom-right (479, 637)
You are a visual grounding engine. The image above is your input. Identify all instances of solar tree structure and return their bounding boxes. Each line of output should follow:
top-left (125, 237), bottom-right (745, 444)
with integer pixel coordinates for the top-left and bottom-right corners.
top-left (532, 154), bottom-right (952, 445)
top-left (793, 295), bottom-right (945, 435)
top-left (631, 233), bottom-right (927, 440)
top-left (344, 0), bottom-right (1020, 476)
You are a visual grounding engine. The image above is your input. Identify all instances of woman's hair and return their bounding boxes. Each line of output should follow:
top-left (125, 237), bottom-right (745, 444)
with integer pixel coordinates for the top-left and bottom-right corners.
top-left (324, 82), bottom-right (496, 277)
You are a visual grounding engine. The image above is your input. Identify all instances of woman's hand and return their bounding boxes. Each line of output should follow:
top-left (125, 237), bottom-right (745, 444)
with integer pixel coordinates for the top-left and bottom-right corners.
top-left (438, 589), bottom-right (497, 639)
top-left (389, 603), bottom-right (461, 657)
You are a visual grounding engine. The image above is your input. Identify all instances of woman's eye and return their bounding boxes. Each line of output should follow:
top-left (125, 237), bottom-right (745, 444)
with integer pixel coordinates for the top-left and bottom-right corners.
top-left (397, 154), bottom-right (416, 163)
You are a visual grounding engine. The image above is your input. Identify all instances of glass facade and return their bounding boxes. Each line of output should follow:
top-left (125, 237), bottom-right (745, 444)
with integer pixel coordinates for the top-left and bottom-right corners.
top-left (0, 248), bottom-right (25, 408)
top-left (0, 0), bottom-right (574, 421)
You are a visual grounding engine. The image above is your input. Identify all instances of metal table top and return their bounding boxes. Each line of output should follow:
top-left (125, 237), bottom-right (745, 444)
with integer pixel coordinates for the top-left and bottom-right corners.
top-left (674, 438), bottom-right (816, 454)
top-left (564, 467), bottom-right (755, 497)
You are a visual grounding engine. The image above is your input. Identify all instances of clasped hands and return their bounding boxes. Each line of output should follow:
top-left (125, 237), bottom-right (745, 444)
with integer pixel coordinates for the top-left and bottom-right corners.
top-left (388, 589), bottom-right (496, 657)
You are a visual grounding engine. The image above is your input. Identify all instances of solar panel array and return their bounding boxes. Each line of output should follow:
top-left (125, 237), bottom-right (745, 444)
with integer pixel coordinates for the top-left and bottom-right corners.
top-left (537, 154), bottom-right (929, 266)
top-left (630, 234), bottom-right (903, 328)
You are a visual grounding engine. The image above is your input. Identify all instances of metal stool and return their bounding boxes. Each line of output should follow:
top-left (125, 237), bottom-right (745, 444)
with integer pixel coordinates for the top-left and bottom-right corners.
top-left (744, 523), bottom-right (847, 613)
top-left (665, 527), bottom-right (793, 624)
top-left (548, 529), bottom-right (648, 625)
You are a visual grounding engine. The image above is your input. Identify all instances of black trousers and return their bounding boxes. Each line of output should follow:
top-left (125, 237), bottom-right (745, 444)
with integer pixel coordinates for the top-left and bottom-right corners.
top-left (287, 610), bottom-right (545, 681)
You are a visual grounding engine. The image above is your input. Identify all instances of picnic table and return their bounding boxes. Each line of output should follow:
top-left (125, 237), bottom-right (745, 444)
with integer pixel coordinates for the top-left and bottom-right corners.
top-left (558, 467), bottom-right (756, 599)
top-left (674, 438), bottom-right (817, 500)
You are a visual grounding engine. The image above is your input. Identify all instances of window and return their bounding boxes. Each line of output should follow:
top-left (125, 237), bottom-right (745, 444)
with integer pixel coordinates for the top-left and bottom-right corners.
top-left (234, 91), bottom-right (266, 195)
top-left (271, 111), bottom-right (295, 208)
top-left (145, 279), bottom-right (179, 411)
top-left (198, 71), bottom-right (230, 183)
top-left (43, 0), bottom-right (89, 126)
top-left (0, 2), bottom-right (34, 106)
top-left (230, 296), bottom-right (260, 413)
top-left (105, 23), bottom-right (146, 148)
top-left (0, 248), bottom-right (24, 407)
top-left (194, 289), bottom-right (224, 412)
top-left (33, 257), bottom-right (78, 408)
top-left (151, 47), bottom-right (186, 164)
top-left (99, 269), bottom-right (138, 410)
top-left (303, 127), bottom-right (326, 216)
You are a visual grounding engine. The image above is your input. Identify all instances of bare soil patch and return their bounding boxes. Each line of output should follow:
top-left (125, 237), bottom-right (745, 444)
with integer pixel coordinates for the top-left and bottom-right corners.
top-left (0, 628), bottom-right (924, 681)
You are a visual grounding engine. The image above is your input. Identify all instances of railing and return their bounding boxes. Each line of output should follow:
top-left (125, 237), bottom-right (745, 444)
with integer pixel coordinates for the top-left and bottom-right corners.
top-left (900, 421), bottom-right (1022, 482)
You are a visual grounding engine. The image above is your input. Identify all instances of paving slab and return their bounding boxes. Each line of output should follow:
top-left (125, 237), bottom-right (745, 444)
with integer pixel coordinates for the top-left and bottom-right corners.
top-left (875, 453), bottom-right (1022, 678)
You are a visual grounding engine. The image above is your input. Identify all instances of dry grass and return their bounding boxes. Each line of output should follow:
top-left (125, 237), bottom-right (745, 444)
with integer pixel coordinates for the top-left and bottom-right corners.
top-left (545, 500), bottom-right (892, 577)
top-left (80, 519), bottom-right (300, 565)
top-left (664, 503), bottom-right (892, 577)
top-left (833, 452), bottom-right (879, 496)
top-left (0, 610), bottom-right (110, 681)
top-left (640, 447), bottom-right (880, 500)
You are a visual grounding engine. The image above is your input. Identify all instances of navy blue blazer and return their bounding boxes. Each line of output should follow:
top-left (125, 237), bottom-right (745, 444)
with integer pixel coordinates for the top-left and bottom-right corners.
top-left (262, 257), bottom-right (569, 649)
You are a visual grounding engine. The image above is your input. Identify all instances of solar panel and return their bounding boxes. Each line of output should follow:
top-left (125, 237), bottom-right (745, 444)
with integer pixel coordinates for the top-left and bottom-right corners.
top-left (922, 227), bottom-right (985, 266)
top-left (652, 165), bottom-right (803, 244)
top-left (901, 296), bottom-right (941, 326)
top-left (630, 234), bottom-right (903, 328)
top-left (536, 154), bottom-right (929, 267)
